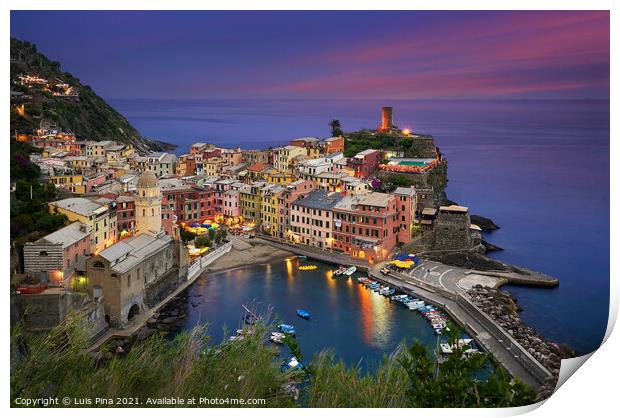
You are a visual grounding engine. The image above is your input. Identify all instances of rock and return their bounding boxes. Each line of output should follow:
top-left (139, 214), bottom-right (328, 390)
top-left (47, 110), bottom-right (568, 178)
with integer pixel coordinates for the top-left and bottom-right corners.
top-left (136, 327), bottom-right (157, 341)
top-left (470, 214), bottom-right (500, 231)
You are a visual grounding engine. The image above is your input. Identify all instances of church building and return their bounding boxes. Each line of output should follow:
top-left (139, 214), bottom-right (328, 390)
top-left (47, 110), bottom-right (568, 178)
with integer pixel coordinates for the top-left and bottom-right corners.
top-left (85, 170), bottom-right (188, 328)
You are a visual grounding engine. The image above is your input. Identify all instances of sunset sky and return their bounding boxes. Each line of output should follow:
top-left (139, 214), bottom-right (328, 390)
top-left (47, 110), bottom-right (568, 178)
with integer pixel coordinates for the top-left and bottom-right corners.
top-left (10, 10), bottom-right (610, 100)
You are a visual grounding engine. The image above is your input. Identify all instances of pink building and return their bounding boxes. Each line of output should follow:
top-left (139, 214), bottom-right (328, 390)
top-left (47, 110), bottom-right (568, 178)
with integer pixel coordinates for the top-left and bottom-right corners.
top-left (213, 179), bottom-right (240, 217)
top-left (394, 186), bottom-right (416, 245)
top-left (221, 189), bottom-right (240, 217)
top-left (289, 189), bottom-right (343, 249)
top-left (85, 174), bottom-right (107, 193)
top-left (277, 179), bottom-right (315, 238)
top-left (332, 192), bottom-right (399, 263)
top-left (190, 142), bottom-right (208, 155)
top-left (347, 149), bottom-right (384, 179)
top-left (23, 222), bottom-right (91, 286)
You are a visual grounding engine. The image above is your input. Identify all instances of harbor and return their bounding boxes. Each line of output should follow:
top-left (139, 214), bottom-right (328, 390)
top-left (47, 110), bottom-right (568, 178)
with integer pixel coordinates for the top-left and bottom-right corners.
top-left (251, 236), bottom-right (554, 388)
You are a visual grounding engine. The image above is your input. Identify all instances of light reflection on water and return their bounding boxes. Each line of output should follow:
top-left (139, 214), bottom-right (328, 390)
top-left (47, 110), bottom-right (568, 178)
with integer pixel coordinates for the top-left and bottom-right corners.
top-left (181, 259), bottom-right (437, 370)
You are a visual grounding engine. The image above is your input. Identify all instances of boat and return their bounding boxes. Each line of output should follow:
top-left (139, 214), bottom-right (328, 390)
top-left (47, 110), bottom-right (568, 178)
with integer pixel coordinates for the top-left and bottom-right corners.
top-left (343, 266), bottom-right (356, 276)
top-left (281, 356), bottom-right (304, 371)
top-left (270, 332), bottom-right (286, 344)
top-left (357, 277), bottom-right (368, 283)
top-left (278, 324), bottom-right (296, 335)
top-left (334, 266), bottom-right (346, 276)
top-left (298, 255), bottom-right (308, 260)
top-left (380, 287), bottom-right (393, 296)
top-left (440, 339), bottom-right (474, 354)
top-left (296, 309), bottom-right (310, 320)
top-left (299, 265), bottom-right (318, 271)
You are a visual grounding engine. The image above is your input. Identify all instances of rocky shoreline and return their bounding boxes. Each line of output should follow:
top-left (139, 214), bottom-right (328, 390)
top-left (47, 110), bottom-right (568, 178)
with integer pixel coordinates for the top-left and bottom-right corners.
top-left (466, 285), bottom-right (576, 398)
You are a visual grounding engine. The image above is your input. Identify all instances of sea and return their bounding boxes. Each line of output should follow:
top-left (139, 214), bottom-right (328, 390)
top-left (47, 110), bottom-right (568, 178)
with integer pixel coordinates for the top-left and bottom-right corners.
top-left (110, 98), bottom-right (610, 356)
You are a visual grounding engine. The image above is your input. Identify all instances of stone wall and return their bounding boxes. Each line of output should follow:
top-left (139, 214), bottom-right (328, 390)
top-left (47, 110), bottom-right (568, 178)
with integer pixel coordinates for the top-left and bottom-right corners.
top-left (144, 268), bottom-right (181, 307)
top-left (433, 212), bottom-right (471, 250)
top-left (11, 290), bottom-right (108, 339)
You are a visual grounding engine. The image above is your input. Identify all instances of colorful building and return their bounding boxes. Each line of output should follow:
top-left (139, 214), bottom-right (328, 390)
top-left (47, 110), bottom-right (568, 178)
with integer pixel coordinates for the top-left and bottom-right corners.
top-left (347, 149), bottom-right (384, 179)
top-left (175, 154), bottom-right (198, 177)
top-left (276, 179), bottom-right (315, 239)
top-left (332, 192), bottom-right (400, 262)
top-left (260, 184), bottom-right (284, 237)
top-left (289, 189), bottom-right (343, 248)
top-left (48, 197), bottom-right (116, 254)
top-left (273, 145), bottom-right (306, 172)
top-left (394, 186), bottom-right (416, 245)
top-left (23, 222), bottom-right (91, 286)
top-left (239, 182), bottom-right (265, 225)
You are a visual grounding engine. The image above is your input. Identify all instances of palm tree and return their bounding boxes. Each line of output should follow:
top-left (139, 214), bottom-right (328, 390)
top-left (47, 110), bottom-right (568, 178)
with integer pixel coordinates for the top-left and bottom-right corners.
top-left (328, 119), bottom-right (342, 137)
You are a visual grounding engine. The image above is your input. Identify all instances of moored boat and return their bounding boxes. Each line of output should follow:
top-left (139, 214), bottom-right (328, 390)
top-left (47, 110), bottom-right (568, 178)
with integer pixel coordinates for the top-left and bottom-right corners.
top-left (296, 309), bottom-right (310, 320)
top-left (278, 324), bottom-right (296, 335)
top-left (344, 266), bottom-right (356, 276)
top-left (299, 265), bottom-right (318, 271)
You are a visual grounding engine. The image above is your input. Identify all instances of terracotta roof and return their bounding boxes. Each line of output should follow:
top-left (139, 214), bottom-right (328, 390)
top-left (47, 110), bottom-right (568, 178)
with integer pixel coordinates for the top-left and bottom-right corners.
top-left (248, 163), bottom-right (267, 172)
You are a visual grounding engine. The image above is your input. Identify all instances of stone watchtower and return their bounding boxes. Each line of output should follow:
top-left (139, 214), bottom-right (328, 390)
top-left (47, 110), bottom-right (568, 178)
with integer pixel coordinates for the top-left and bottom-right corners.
top-left (380, 106), bottom-right (394, 132)
top-left (433, 205), bottom-right (472, 250)
top-left (135, 170), bottom-right (162, 236)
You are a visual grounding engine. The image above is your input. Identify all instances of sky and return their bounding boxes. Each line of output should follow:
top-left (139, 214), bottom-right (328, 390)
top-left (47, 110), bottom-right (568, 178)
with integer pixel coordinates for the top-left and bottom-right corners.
top-left (10, 10), bottom-right (610, 100)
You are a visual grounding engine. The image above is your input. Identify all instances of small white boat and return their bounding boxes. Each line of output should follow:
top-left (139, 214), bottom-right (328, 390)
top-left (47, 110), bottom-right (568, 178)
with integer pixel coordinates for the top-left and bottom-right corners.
top-left (334, 266), bottom-right (346, 276)
top-left (344, 266), bottom-right (356, 276)
top-left (270, 332), bottom-right (285, 344)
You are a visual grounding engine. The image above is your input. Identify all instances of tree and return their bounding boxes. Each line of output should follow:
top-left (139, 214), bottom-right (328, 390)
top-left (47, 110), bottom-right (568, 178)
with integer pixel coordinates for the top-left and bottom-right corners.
top-left (328, 119), bottom-right (343, 137)
top-left (208, 229), bottom-right (216, 240)
top-left (397, 325), bottom-right (536, 407)
top-left (195, 235), bottom-right (211, 248)
top-left (220, 228), bottom-right (228, 241)
top-left (179, 228), bottom-right (196, 243)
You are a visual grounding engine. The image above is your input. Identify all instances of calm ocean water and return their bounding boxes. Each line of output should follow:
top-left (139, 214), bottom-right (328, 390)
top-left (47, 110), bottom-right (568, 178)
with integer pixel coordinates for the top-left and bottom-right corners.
top-left (110, 98), bottom-right (610, 355)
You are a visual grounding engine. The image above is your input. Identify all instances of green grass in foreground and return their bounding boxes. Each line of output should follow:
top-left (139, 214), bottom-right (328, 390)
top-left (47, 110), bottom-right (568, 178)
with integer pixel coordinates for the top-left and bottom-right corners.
top-left (10, 316), bottom-right (536, 408)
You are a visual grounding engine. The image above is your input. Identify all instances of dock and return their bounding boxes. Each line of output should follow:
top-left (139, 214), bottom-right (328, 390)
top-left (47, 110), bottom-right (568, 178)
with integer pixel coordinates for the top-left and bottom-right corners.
top-left (257, 235), bottom-right (553, 389)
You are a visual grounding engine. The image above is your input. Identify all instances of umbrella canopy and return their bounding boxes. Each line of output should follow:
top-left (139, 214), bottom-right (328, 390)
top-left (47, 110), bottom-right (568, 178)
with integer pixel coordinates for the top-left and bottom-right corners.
top-left (390, 260), bottom-right (414, 269)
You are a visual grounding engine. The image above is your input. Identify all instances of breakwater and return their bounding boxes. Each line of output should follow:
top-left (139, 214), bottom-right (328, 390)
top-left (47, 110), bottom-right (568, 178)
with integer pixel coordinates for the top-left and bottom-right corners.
top-left (257, 236), bottom-right (553, 389)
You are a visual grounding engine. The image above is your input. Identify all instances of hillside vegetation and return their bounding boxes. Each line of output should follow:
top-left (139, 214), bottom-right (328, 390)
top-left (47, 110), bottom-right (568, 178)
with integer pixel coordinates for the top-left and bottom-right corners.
top-left (10, 37), bottom-right (170, 152)
top-left (10, 318), bottom-right (537, 408)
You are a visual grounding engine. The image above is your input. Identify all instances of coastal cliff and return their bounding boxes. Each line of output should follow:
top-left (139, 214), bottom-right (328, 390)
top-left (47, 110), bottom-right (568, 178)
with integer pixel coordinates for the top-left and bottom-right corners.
top-left (10, 38), bottom-right (173, 153)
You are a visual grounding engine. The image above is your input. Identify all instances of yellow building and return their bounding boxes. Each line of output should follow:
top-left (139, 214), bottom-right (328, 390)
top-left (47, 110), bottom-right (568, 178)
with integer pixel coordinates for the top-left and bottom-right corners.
top-left (260, 185), bottom-right (284, 237)
top-left (266, 170), bottom-right (296, 185)
top-left (85, 140), bottom-right (114, 158)
top-left (203, 157), bottom-right (227, 177)
top-left (48, 197), bottom-right (115, 254)
top-left (65, 156), bottom-right (90, 170)
top-left (49, 174), bottom-right (85, 194)
top-left (239, 182), bottom-right (264, 225)
top-left (273, 145), bottom-right (306, 172)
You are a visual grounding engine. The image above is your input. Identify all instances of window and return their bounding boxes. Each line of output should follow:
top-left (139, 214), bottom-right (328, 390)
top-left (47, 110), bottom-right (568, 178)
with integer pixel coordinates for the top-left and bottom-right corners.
top-left (92, 261), bottom-right (105, 269)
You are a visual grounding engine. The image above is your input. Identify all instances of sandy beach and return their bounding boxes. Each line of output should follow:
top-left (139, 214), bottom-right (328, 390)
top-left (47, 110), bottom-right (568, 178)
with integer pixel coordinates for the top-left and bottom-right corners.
top-left (203, 238), bottom-right (294, 274)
